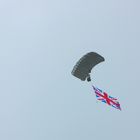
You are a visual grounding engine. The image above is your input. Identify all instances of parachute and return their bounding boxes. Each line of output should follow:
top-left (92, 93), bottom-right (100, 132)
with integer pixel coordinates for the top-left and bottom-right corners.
top-left (71, 52), bottom-right (105, 82)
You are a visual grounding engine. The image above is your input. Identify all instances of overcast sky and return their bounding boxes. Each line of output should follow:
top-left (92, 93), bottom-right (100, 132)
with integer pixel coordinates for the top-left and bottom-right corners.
top-left (0, 0), bottom-right (140, 140)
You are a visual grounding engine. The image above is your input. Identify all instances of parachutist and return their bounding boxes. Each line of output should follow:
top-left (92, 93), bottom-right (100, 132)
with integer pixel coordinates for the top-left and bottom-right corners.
top-left (87, 75), bottom-right (91, 82)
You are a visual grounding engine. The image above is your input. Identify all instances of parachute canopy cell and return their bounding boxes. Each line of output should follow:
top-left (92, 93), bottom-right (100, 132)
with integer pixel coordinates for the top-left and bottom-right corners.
top-left (71, 52), bottom-right (105, 81)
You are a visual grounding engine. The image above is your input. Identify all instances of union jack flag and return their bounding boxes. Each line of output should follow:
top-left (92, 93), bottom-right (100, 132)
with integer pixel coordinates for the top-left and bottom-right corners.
top-left (93, 86), bottom-right (121, 110)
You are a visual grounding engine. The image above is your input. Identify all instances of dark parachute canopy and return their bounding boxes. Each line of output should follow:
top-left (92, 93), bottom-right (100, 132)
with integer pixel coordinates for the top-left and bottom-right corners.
top-left (71, 52), bottom-right (105, 82)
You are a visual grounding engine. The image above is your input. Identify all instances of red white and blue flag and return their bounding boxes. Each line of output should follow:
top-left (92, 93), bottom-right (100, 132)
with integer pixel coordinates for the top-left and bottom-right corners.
top-left (93, 86), bottom-right (121, 110)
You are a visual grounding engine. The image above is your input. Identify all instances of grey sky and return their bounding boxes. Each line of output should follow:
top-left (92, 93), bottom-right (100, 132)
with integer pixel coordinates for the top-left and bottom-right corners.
top-left (0, 0), bottom-right (140, 140)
